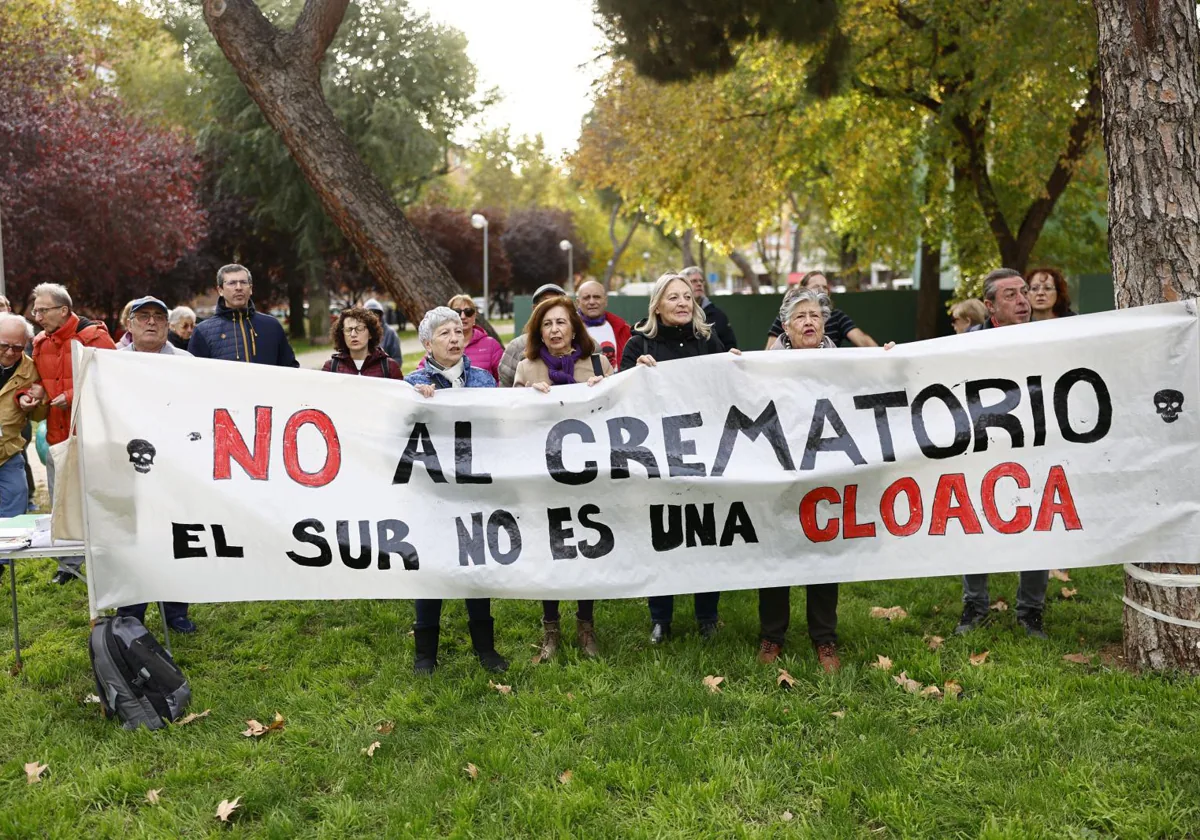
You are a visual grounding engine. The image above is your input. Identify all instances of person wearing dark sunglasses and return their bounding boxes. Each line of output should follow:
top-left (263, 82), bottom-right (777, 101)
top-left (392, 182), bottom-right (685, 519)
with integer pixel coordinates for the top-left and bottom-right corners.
top-left (416, 293), bottom-right (503, 381)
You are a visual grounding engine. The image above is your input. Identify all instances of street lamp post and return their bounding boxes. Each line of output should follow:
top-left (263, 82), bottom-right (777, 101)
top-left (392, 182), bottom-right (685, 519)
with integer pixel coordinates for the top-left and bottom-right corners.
top-left (471, 213), bottom-right (489, 318)
top-left (641, 251), bottom-right (650, 282)
top-left (559, 239), bottom-right (573, 288)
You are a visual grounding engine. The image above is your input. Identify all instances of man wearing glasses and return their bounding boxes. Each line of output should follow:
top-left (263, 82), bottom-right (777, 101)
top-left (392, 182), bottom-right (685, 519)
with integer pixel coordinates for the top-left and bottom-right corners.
top-left (188, 264), bottom-right (298, 367)
top-left (114, 296), bottom-right (197, 632)
top-left (30, 283), bottom-right (117, 584)
top-left (0, 313), bottom-right (47, 584)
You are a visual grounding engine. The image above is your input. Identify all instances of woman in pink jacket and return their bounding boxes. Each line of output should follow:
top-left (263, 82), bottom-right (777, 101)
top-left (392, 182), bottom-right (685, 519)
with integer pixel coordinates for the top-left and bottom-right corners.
top-left (419, 294), bottom-right (503, 380)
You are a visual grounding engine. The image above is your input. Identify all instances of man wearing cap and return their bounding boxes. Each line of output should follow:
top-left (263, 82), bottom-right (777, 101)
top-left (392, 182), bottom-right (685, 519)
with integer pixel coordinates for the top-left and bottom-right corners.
top-left (118, 296), bottom-right (196, 632)
top-left (189, 263), bottom-right (298, 367)
top-left (363, 298), bottom-right (403, 362)
top-left (575, 280), bottom-right (631, 371)
top-left (497, 283), bottom-right (566, 387)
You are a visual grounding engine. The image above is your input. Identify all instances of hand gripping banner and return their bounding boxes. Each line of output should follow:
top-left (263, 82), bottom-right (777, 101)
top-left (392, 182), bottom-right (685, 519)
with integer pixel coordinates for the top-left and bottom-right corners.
top-left (71, 302), bottom-right (1200, 612)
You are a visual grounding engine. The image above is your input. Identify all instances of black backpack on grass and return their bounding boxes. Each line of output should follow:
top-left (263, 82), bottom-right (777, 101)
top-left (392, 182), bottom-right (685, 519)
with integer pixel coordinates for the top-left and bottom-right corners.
top-left (88, 616), bottom-right (191, 730)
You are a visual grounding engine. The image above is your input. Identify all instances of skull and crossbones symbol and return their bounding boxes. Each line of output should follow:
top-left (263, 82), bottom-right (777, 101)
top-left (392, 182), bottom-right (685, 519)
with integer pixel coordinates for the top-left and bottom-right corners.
top-left (1154, 389), bottom-right (1184, 423)
top-left (126, 439), bottom-right (157, 474)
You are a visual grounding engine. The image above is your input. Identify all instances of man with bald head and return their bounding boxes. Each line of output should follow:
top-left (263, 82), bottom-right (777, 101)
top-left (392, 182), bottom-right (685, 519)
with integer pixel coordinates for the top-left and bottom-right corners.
top-left (0, 314), bottom-right (45, 581)
top-left (575, 280), bottom-right (631, 371)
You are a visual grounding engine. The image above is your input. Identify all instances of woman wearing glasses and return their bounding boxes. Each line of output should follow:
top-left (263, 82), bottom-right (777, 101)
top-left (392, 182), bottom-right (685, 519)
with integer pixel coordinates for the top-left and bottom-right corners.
top-left (417, 293), bottom-right (503, 381)
top-left (321, 307), bottom-right (403, 378)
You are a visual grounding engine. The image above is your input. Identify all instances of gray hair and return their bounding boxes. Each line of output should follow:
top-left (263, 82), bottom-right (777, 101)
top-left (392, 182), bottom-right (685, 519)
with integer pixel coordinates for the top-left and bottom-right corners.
top-left (982, 268), bottom-right (1024, 302)
top-left (31, 283), bottom-right (72, 309)
top-left (780, 287), bottom-right (831, 324)
top-left (418, 306), bottom-right (462, 345)
top-left (0, 312), bottom-right (33, 341)
top-left (216, 263), bottom-right (252, 286)
top-left (169, 305), bottom-right (196, 328)
top-left (680, 265), bottom-right (703, 278)
top-left (637, 273), bottom-right (712, 340)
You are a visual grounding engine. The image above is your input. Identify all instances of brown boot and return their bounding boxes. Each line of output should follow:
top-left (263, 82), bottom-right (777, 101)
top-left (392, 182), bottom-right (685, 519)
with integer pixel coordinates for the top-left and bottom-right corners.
top-left (576, 619), bottom-right (599, 658)
top-left (814, 642), bottom-right (841, 674)
top-left (757, 638), bottom-right (782, 664)
top-left (532, 620), bottom-right (560, 664)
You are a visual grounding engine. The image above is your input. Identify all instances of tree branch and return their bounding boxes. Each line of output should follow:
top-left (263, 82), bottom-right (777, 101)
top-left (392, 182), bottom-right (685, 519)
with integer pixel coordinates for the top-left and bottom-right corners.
top-left (951, 103), bottom-right (1017, 263)
top-left (852, 75), bottom-right (942, 113)
top-left (1014, 68), bottom-right (1103, 257)
top-left (292, 0), bottom-right (350, 68)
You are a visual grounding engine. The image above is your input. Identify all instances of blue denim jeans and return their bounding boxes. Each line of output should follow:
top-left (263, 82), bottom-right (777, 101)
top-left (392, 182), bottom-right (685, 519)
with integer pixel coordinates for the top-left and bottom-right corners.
top-left (0, 452), bottom-right (29, 518)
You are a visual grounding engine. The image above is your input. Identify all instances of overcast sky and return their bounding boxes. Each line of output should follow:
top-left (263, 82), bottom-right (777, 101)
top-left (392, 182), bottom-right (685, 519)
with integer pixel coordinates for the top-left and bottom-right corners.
top-left (407, 0), bottom-right (610, 158)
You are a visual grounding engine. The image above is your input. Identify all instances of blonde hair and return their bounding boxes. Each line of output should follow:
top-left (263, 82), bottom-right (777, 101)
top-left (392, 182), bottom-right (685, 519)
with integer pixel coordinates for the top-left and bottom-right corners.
top-left (636, 273), bottom-right (712, 340)
top-left (447, 294), bottom-right (474, 311)
top-left (950, 298), bottom-right (988, 327)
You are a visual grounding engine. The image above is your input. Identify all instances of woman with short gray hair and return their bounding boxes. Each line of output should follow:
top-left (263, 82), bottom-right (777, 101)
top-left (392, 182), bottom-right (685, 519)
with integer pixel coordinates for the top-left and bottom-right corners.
top-left (771, 288), bottom-right (835, 349)
top-left (168, 306), bottom-right (196, 350)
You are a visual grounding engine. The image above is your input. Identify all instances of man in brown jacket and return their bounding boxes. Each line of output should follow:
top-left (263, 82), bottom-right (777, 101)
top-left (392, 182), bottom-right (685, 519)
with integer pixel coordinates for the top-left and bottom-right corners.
top-left (0, 313), bottom-right (46, 581)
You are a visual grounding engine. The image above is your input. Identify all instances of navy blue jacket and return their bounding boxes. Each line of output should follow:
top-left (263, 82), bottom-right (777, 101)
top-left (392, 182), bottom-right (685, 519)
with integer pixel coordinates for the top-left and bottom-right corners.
top-left (405, 354), bottom-right (495, 389)
top-left (189, 297), bottom-right (299, 367)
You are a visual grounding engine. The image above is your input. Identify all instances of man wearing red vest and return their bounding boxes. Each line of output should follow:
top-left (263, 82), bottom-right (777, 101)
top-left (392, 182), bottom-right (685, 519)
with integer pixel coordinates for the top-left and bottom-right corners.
top-left (31, 282), bottom-right (116, 584)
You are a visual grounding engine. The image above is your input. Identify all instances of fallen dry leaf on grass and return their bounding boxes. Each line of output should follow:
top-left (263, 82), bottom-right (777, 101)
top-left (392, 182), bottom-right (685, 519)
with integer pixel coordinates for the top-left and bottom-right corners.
top-left (566, 692), bottom-right (576, 700)
top-left (145, 789), bottom-right (162, 805)
top-left (488, 680), bottom-right (512, 695)
top-left (24, 762), bottom-right (47, 784)
top-left (776, 669), bottom-right (797, 688)
top-left (215, 797), bottom-right (241, 822)
top-left (925, 635), bottom-right (945, 651)
top-left (1063, 653), bottom-right (1093, 665)
top-left (1050, 569), bottom-right (1071, 582)
top-left (702, 675), bottom-right (724, 693)
top-left (830, 710), bottom-right (846, 719)
top-left (782, 810), bottom-right (794, 821)
top-left (920, 685), bottom-right (943, 699)
top-left (893, 671), bottom-right (922, 694)
top-left (869, 606), bottom-right (908, 621)
top-left (241, 712), bottom-right (285, 738)
top-left (84, 694), bottom-right (101, 704)
top-left (176, 708), bottom-right (211, 726)
top-left (362, 741), bottom-right (381, 757)
top-left (989, 598), bottom-right (1009, 612)
top-left (1060, 587), bottom-right (1078, 599)
top-left (557, 770), bottom-right (573, 785)
top-left (257, 665), bottom-right (270, 671)
top-left (943, 680), bottom-right (963, 699)
top-left (872, 655), bottom-right (893, 671)
top-left (375, 720), bottom-right (394, 735)
top-left (969, 650), bottom-right (990, 666)
top-left (464, 763), bottom-right (479, 779)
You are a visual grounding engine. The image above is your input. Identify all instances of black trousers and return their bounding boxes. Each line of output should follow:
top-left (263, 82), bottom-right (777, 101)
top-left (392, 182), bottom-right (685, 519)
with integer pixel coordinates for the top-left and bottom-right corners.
top-left (414, 598), bottom-right (491, 630)
top-left (542, 601), bottom-right (594, 622)
top-left (758, 584), bottom-right (839, 645)
top-left (648, 592), bottom-right (719, 625)
top-left (117, 602), bottom-right (189, 624)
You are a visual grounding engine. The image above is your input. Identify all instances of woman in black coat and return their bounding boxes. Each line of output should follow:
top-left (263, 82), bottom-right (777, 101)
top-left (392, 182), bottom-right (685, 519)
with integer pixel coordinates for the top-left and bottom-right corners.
top-left (620, 273), bottom-right (734, 644)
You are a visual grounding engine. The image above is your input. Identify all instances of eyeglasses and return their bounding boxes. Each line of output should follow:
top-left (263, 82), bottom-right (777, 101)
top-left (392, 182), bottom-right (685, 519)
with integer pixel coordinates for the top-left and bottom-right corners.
top-left (31, 305), bottom-right (65, 317)
top-left (453, 307), bottom-right (476, 318)
top-left (222, 280), bottom-right (251, 288)
top-left (0, 342), bottom-right (24, 353)
top-left (1028, 284), bottom-right (1055, 293)
top-left (343, 325), bottom-right (367, 335)
top-left (133, 311), bottom-right (167, 324)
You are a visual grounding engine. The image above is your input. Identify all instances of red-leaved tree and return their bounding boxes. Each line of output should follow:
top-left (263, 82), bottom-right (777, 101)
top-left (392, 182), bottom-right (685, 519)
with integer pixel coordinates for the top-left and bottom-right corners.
top-left (0, 4), bottom-right (206, 319)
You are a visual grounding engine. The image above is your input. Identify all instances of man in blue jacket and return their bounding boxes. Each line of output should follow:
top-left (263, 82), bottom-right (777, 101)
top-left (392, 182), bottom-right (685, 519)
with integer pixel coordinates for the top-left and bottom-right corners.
top-left (188, 264), bottom-right (299, 367)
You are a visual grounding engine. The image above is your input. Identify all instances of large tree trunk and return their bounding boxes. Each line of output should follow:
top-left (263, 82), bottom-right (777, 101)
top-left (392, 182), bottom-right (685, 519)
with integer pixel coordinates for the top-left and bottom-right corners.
top-left (201, 0), bottom-right (464, 330)
top-left (728, 250), bottom-right (759, 294)
top-left (603, 203), bottom-right (641, 290)
top-left (1096, 0), bottom-right (1200, 672)
top-left (680, 228), bottom-right (697, 268)
top-left (915, 239), bottom-right (942, 340)
top-left (287, 273), bottom-right (306, 340)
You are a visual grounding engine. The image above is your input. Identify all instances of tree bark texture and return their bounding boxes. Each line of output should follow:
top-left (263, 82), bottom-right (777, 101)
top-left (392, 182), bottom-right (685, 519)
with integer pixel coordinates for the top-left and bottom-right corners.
top-left (680, 228), bottom-right (697, 268)
top-left (202, 0), bottom-right (463, 328)
top-left (915, 239), bottom-right (942, 340)
top-left (1096, 0), bottom-right (1200, 672)
top-left (728, 250), bottom-right (758, 293)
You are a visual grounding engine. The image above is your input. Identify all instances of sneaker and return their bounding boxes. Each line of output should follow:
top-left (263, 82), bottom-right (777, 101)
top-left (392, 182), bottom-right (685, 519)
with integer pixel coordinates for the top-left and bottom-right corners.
top-left (954, 602), bottom-right (989, 635)
top-left (167, 617), bottom-right (198, 634)
top-left (814, 642), bottom-right (841, 673)
top-left (50, 570), bottom-right (76, 585)
top-left (649, 623), bottom-right (670, 645)
top-left (1018, 610), bottom-right (1048, 639)
top-left (698, 621), bottom-right (719, 640)
top-left (757, 639), bottom-right (782, 664)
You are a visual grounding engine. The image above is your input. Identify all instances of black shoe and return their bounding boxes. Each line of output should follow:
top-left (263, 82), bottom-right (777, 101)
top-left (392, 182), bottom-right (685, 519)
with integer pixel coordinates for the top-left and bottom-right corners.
top-left (1018, 610), bottom-right (1048, 639)
top-left (51, 570), bottom-right (76, 585)
top-left (698, 621), bottom-right (719, 640)
top-left (468, 618), bottom-right (508, 673)
top-left (413, 626), bottom-right (439, 675)
top-left (954, 602), bottom-right (989, 635)
top-left (649, 622), bottom-right (671, 644)
top-left (167, 617), bottom-right (197, 634)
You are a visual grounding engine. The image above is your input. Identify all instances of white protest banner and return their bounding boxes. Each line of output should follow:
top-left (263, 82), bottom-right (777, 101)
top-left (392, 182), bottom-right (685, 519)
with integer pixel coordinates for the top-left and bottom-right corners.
top-left (73, 302), bottom-right (1200, 612)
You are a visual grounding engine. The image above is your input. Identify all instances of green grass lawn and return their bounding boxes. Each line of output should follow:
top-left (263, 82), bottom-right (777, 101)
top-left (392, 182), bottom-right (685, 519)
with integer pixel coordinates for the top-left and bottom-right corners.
top-left (1, 562), bottom-right (1197, 838)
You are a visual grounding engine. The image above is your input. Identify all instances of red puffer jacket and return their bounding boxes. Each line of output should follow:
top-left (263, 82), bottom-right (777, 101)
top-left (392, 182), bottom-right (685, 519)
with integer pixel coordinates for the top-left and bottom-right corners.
top-left (33, 313), bottom-right (116, 445)
top-left (321, 347), bottom-right (403, 379)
